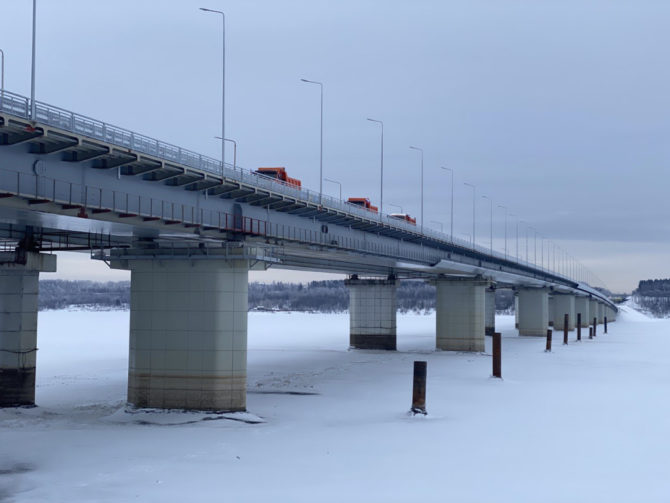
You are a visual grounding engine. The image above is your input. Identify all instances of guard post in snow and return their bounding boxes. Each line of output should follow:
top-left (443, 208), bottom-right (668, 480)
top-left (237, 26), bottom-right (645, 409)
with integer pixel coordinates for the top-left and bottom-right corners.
top-left (492, 332), bottom-right (502, 378)
top-left (546, 329), bottom-right (552, 352)
top-left (563, 314), bottom-right (569, 345)
top-left (411, 361), bottom-right (427, 415)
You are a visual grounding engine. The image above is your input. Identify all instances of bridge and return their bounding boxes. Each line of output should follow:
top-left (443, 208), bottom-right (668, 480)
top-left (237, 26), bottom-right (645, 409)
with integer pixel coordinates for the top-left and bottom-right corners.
top-left (0, 90), bottom-right (617, 411)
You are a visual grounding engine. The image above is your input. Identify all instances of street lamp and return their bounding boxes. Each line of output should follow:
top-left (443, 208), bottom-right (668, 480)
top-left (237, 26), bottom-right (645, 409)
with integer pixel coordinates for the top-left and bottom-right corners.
top-left (520, 220), bottom-right (528, 263)
top-left (300, 78), bottom-right (324, 205)
top-left (200, 7), bottom-right (226, 174)
top-left (498, 205), bottom-right (508, 259)
top-left (30, 0), bottom-right (36, 119)
top-left (464, 182), bottom-right (476, 249)
top-left (510, 213), bottom-right (518, 263)
top-left (0, 49), bottom-right (5, 106)
top-left (440, 166), bottom-right (454, 241)
top-left (324, 178), bottom-right (342, 201)
top-left (367, 118), bottom-right (383, 217)
top-left (214, 136), bottom-right (236, 169)
top-left (482, 195), bottom-right (492, 255)
top-left (409, 146), bottom-right (424, 233)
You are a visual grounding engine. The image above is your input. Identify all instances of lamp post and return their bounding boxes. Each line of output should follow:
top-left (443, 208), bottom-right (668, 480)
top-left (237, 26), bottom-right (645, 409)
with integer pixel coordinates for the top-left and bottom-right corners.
top-left (520, 220), bottom-right (528, 263)
top-left (440, 166), bottom-right (454, 241)
top-left (367, 118), bottom-right (383, 217)
top-left (482, 195), bottom-right (492, 255)
top-left (30, 0), bottom-right (36, 119)
top-left (324, 178), bottom-right (342, 201)
top-left (214, 136), bottom-right (236, 169)
top-left (510, 213), bottom-right (518, 262)
top-left (464, 182), bottom-right (476, 249)
top-left (409, 146), bottom-right (424, 233)
top-left (300, 78), bottom-right (323, 205)
top-left (200, 7), bottom-right (226, 174)
top-left (0, 49), bottom-right (5, 106)
top-left (498, 205), bottom-right (508, 260)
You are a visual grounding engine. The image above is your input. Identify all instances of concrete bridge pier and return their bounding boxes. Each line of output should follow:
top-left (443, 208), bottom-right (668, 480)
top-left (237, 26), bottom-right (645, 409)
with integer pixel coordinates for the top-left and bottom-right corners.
top-left (345, 277), bottom-right (397, 350)
top-left (111, 252), bottom-right (250, 411)
top-left (435, 278), bottom-right (487, 352)
top-left (589, 298), bottom-right (599, 325)
top-left (553, 294), bottom-right (575, 331)
top-left (518, 288), bottom-right (549, 336)
top-left (574, 296), bottom-right (590, 328)
top-left (0, 251), bottom-right (56, 407)
top-left (548, 295), bottom-right (555, 327)
top-left (485, 286), bottom-right (496, 336)
top-left (597, 303), bottom-right (605, 324)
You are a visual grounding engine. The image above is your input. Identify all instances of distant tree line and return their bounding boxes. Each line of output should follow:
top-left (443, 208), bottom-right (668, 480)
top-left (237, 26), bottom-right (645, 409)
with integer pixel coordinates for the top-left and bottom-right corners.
top-left (38, 279), bottom-right (516, 313)
top-left (633, 279), bottom-right (670, 317)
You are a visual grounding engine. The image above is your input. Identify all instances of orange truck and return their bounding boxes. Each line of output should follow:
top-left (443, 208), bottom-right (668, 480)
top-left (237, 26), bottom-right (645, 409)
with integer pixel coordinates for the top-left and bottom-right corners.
top-left (347, 197), bottom-right (378, 213)
top-left (255, 167), bottom-right (302, 188)
top-left (389, 213), bottom-right (417, 225)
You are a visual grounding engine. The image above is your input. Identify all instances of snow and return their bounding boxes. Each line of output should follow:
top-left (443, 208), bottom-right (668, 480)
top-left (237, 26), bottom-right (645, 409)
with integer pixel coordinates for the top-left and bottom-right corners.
top-left (2, 307), bottom-right (670, 502)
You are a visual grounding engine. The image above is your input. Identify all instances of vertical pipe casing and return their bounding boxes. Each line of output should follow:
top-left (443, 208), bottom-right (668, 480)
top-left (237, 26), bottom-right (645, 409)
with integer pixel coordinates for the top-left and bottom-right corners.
top-left (577, 313), bottom-right (582, 341)
top-left (563, 314), bottom-right (568, 345)
top-left (492, 332), bottom-right (502, 378)
top-left (411, 361), bottom-right (427, 414)
top-left (546, 329), bottom-right (552, 352)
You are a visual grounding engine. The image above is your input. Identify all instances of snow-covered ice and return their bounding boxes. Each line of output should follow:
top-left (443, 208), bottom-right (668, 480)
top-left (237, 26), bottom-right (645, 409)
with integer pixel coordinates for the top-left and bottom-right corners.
top-left (1, 306), bottom-right (669, 502)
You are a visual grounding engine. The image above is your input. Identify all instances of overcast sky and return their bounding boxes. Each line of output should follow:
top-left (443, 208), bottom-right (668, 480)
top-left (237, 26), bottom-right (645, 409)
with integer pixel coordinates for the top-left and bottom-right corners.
top-left (2, 0), bottom-right (669, 292)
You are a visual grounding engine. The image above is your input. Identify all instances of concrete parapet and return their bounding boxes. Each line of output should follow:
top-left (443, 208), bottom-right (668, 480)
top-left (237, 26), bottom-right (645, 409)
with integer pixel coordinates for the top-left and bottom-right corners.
top-left (435, 278), bottom-right (487, 352)
top-left (345, 277), bottom-right (397, 350)
top-left (553, 294), bottom-right (575, 331)
top-left (113, 257), bottom-right (249, 411)
top-left (518, 288), bottom-right (549, 337)
top-left (0, 251), bottom-right (56, 407)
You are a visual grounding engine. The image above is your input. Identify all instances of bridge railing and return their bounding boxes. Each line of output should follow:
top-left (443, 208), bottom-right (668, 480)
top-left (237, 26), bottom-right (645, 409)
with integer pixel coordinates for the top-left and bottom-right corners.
top-left (0, 90), bottom-right (584, 285)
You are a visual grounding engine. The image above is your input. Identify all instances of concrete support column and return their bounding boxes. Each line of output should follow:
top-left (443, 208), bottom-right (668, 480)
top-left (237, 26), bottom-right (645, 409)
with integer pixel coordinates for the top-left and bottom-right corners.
top-left (548, 296), bottom-right (555, 327)
top-left (485, 286), bottom-right (495, 336)
top-left (345, 277), bottom-right (397, 350)
top-left (518, 288), bottom-right (549, 337)
top-left (553, 294), bottom-right (575, 331)
top-left (112, 256), bottom-right (249, 411)
top-left (597, 303), bottom-right (605, 324)
top-left (574, 297), bottom-right (590, 327)
top-left (589, 299), bottom-right (598, 324)
top-left (514, 293), bottom-right (519, 329)
top-left (436, 278), bottom-right (487, 352)
top-left (0, 251), bottom-right (56, 407)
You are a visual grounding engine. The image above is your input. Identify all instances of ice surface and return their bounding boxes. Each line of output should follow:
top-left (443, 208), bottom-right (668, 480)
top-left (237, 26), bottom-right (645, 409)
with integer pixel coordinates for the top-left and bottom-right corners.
top-left (1, 307), bottom-right (669, 502)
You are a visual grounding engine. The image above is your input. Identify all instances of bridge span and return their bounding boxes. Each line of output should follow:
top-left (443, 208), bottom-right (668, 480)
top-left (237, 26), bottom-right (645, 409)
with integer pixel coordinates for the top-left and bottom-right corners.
top-left (0, 91), bottom-right (617, 410)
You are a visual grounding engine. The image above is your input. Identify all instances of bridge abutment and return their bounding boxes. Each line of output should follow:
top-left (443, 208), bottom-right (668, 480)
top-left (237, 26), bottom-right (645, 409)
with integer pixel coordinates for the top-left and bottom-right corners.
top-left (436, 278), bottom-right (487, 352)
top-left (0, 251), bottom-right (56, 407)
top-left (553, 294), bottom-right (575, 331)
top-left (111, 255), bottom-right (249, 412)
top-left (345, 277), bottom-right (397, 350)
top-left (518, 288), bottom-right (549, 336)
top-left (485, 286), bottom-right (495, 336)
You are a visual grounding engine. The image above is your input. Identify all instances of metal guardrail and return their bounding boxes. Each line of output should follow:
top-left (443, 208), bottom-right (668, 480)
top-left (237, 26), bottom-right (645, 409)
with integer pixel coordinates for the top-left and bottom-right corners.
top-left (0, 90), bottom-right (601, 288)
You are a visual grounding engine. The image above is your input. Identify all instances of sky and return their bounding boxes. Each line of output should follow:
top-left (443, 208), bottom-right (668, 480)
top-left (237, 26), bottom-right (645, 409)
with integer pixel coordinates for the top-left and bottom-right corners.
top-left (2, 0), bottom-right (669, 292)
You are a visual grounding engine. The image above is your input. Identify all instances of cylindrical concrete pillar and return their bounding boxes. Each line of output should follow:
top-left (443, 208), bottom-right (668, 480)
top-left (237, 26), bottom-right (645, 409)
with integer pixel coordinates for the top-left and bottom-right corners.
top-left (589, 299), bottom-right (598, 326)
top-left (120, 258), bottom-right (249, 411)
top-left (597, 303), bottom-right (605, 324)
top-left (436, 278), bottom-right (487, 352)
top-left (345, 277), bottom-right (397, 350)
top-left (518, 288), bottom-right (549, 337)
top-left (574, 297), bottom-right (590, 328)
top-left (485, 287), bottom-right (495, 336)
top-left (548, 296), bottom-right (555, 327)
top-left (0, 252), bottom-right (56, 407)
top-left (553, 294), bottom-right (575, 331)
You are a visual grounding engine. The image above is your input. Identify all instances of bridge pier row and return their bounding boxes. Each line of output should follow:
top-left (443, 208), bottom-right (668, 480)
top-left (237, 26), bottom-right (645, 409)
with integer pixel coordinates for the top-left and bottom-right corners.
top-left (597, 303), bottom-right (605, 324)
top-left (574, 297), bottom-right (590, 328)
top-left (111, 256), bottom-right (249, 412)
top-left (345, 277), bottom-right (397, 350)
top-left (548, 296), bottom-right (555, 327)
top-left (435, 278), bottom-right (487, 352)
top-left (518, 288), bottom-right (549, 337)
top-left (0, 251), bottom-right (56, 407)
top-left (553, 294), bottom-right (575, 331)
top-left (485, 286), bottom-right (496, 336)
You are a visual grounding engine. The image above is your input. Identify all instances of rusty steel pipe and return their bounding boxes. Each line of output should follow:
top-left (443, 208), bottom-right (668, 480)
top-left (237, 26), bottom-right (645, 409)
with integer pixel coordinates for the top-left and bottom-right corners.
top-left (593, 318), bottom-right (597, 337)
top-left (411, 361), bottom-right (427, 415)
top-left (589, 326), bottom-right (593, 339)
top-left (546, 329), bottom-right (552, 352)
top-left (492, 332), bottom-right (502, 378)
top-left (577, 313), bottom-right (582, 341)
top-left (604, 316), bottom-right (608, 334)
top-left (563, 314), bottom-right (569, 345)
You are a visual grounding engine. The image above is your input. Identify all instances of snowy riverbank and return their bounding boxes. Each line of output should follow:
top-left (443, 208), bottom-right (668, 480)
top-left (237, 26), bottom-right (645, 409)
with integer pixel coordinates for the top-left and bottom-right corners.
top-left (1, 307), bottom-right (668, 502)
